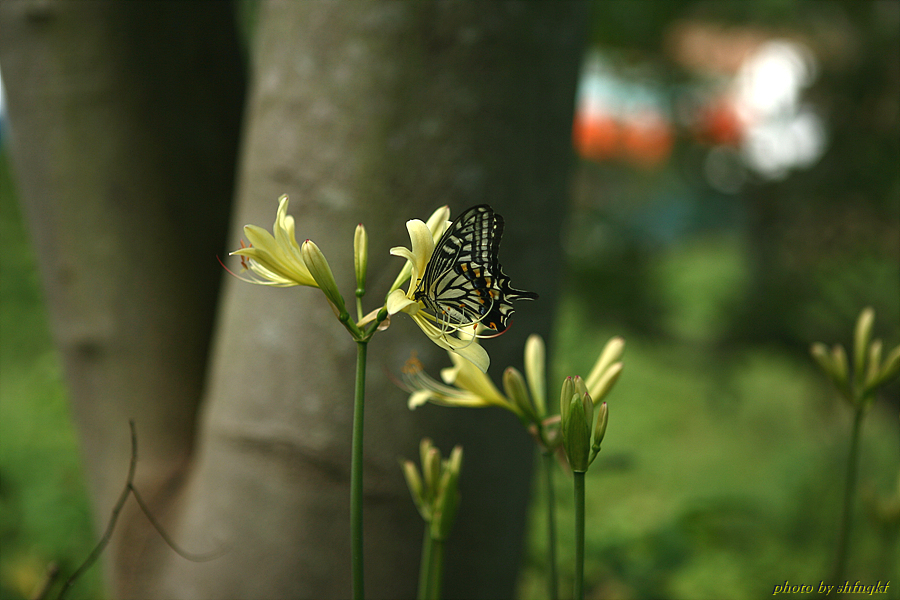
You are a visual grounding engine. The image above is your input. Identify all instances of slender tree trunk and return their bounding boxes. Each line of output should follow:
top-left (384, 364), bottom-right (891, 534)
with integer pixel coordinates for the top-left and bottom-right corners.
top-left (2, 1), bottom-right (583, 597)
top-left (0, 0), bottom-right (245, 595)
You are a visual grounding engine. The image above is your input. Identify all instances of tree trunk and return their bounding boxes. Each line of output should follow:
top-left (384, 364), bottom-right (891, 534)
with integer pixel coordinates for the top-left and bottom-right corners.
top-left (0, 0), bottom-right (245, 595)
top-left (1, 1), bottom-right (583, 598)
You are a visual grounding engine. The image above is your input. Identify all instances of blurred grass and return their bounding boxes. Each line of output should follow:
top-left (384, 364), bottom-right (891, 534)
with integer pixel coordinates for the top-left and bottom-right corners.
top-left (518, 235), bottom-right (899, 599)
top-left (0, 149), bottom-right (103, 600)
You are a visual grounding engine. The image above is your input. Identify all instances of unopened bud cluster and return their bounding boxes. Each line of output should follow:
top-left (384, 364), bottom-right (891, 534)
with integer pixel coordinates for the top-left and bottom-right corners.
top-left (810, 307), bottom-right (900, 408)
top-left (402, 439), bottom-right (463, 542)
top-left (558, 336), bottom-right (623, 472)
top-left (560, 377), bottom-right (609, 472)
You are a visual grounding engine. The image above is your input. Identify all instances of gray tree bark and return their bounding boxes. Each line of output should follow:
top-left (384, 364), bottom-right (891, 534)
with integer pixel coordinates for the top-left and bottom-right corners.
top-left (1, 1), bottom-right (583, 598)
top-left (0, 0), bottom-right (245, 596)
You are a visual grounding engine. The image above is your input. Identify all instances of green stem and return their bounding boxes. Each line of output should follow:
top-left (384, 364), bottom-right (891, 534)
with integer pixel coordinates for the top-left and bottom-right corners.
top-left (574, 471), bottom-right (586, 600)
top-left (351, 341), bottom-right (367, 600)
top-left (417, 527), bottom-right (433, 600)
top-left (542, 451), bottom-right (559, 600)
top-left (830, 404), bottom-right (864, 584)
top-left (429, 538), bottom-right (444, 600)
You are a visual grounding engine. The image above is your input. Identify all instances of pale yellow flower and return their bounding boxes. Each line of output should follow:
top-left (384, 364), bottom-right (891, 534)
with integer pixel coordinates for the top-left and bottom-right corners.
top-left (387, 205), bottom-right (450, 294)
top-left (387, 207), bottom-right (490, 372)
top-left (403, 333), bottom-right (624, 423)
top-left (401, 352), bottom-right (521, 416)
top-left (229, 195), bottom-right (318, 287)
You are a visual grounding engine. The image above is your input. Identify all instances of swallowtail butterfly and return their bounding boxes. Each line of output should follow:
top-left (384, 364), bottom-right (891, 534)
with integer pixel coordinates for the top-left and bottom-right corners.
top-left (414, 205), bottom-right (537, 334)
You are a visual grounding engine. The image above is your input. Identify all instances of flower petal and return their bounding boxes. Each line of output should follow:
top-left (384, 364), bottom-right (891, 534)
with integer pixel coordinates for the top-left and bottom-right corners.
top-left (449, 343), bottom-right (490, 375)
top-left (408, 390), bottom-right (434, 409)
top-left (231, 244), bottom-right (317, 287)
top-left (443, 351), bottom-right (504, 401)
top-left (389, 218), bottom-right (438, 295)
top-left (230, 196), bottom-right (318, 287)
top-left (387, 289), bottom-right (420, 316)
top-left (405, 219), bottom-right (435, 283)
top-left (424, 205), bottom-right (451, 241)
top-left (389, 245), bottom-right (417, 264)
top-left (413, 318), bottom-right (490, 373)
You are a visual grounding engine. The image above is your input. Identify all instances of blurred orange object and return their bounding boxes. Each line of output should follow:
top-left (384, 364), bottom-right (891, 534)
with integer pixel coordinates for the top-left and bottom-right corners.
top-left (621, 112), bottom-right (673, 168)
top-left (573, 111), bottom-right (620, 161)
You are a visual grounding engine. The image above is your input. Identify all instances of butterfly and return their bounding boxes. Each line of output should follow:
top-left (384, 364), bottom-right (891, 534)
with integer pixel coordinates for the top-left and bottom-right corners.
top-left (414, 204), bottom-right (538, 334)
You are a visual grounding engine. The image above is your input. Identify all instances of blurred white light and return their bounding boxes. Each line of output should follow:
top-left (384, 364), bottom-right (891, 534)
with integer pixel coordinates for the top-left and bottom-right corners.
top-left (743, 123), bottom-right (791, 179)
top-left (788, 108), bottom-right (827, 168)
top-left (576, 50), bottom-right (620, 120)
top-left (732, 40), bottom-right (825, 179)
top-left (736, 40), bottom-right (815, 119)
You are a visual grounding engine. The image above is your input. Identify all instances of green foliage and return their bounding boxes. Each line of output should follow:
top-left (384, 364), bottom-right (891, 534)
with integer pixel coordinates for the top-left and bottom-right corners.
top-left (519, 243), bottom-right (898, 599)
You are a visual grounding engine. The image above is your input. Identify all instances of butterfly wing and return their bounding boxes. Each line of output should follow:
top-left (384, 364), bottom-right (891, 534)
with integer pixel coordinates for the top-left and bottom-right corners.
top-left (415, 205), bottom-right (537, 332)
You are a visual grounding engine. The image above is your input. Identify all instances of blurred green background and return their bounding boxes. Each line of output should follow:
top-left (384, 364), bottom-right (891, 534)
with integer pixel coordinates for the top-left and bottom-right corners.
top-left (1, 1), bottom-right (898, 599)
top-left (516, 2), bottom-right (900, 597)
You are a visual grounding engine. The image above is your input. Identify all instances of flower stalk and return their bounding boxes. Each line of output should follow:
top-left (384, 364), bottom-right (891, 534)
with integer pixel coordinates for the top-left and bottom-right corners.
top-left (402, 440), bottom-right (463, 600)
top-left (831, 403), bottom-right (864, 585)
top-left (810, 307), bottom-right (900, 585)
top-left (542, 450), bottom-right (559, 600)
top-left (351, 340), bottom-right (367, 599)
top-left (574, 470), bottom-right (586, 600)
top-left (556, 341), bottom-right (619, 600)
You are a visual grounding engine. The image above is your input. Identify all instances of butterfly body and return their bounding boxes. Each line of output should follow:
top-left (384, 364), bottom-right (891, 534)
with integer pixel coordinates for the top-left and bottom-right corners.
top-left (414, 205), bottom-right (537, 333)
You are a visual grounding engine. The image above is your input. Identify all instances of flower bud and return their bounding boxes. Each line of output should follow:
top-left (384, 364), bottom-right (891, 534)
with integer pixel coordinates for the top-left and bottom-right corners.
top-left (875, 345), bottom-right (900, 388)
top-left (854, 307), bottom-right (875, 381)
top-left (562, 393), bottom-right (592, 472)
top-left (811, 342), bottom-right (851, 397)
top-left (831, 344), bottom-right (850, 395)
top-left (571, 377), bottom-right (593, 424)
top-left (589, 362), bottom-right (623, 405)
top-left (419, 439), bottom-right (433, 479)
top-left (864, 339), bottom-right (883, 390)
top-left (586, 336), bottom-right (625, 394)
top-left (354, 223), bottom-right (368, 296)
top-left (402, 460), bottom-right (428, 519)
top-left (432, 446), bottom-right (463, 541)
top-left (573, 375), bottom-right (588, 398)
top-left (301, 240), bottom-right (347, 314)
top-left (423, 446), bottom-right (441, 499)
top-left (448, 444), bottom-right (463, 476)
top-left (863, 343), bottom-right (900, 393)
top-left (810, 343), bottom-right (833, 378)
top-left (503, 367), bottom-right (537, 423)
top-left (593, 401), bottom-right (608, 450)
top-left (582, 389), bottom-right (594, 432)
top-left (559, 377), bottom-right (574, 422)
top-left (524, 335), bottom-right (547, 417)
